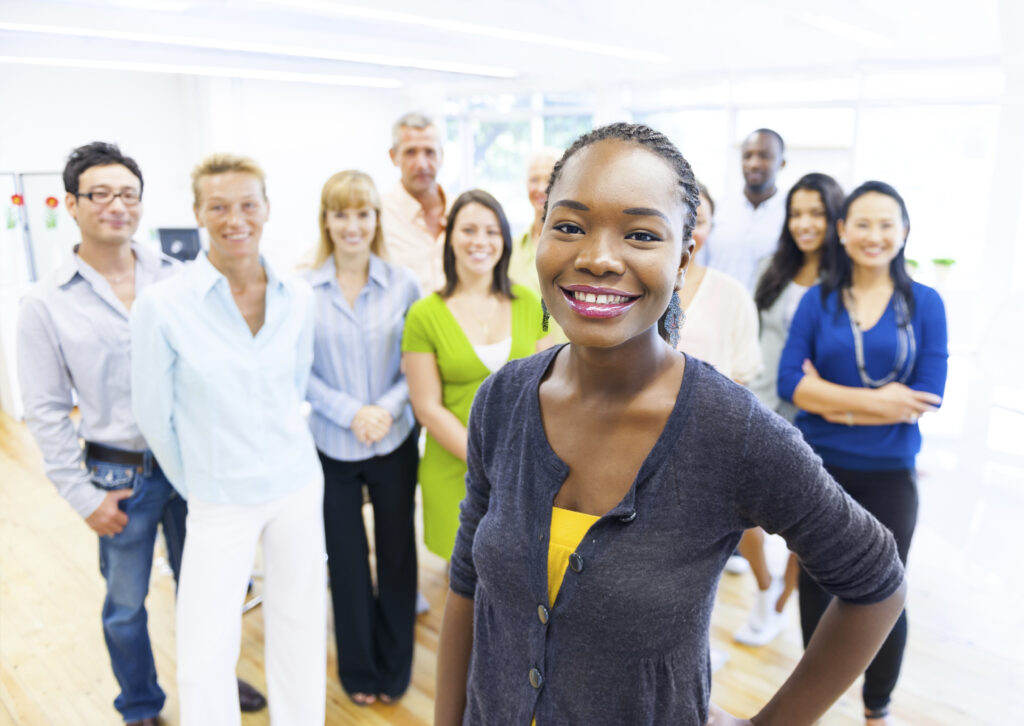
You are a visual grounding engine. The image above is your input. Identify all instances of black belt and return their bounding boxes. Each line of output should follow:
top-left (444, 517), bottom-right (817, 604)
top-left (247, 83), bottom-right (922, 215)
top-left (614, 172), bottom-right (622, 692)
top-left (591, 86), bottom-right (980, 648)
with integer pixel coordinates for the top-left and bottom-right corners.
top-left (84, 438), bottom-right (149, 466)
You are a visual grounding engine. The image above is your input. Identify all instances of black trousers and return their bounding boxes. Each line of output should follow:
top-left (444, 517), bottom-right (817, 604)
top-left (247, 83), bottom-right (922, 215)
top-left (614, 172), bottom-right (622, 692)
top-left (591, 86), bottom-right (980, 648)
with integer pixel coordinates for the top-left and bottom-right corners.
top-left (319, 429), bottom-right (419, 697)
top-left (798, 464), bottom-right (918, 711)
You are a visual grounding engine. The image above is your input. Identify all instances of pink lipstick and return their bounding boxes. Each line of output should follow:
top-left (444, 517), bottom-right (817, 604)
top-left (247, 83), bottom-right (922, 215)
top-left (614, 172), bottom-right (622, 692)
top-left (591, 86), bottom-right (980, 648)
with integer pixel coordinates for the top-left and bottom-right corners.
top-left (560, 284), bottom-right (640, 319)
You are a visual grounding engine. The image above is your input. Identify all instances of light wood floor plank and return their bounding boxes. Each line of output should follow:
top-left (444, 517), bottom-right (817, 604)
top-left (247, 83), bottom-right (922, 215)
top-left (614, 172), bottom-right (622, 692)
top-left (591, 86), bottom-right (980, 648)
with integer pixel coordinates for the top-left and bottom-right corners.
top-left (2, 409), bottom-right (1022, 724)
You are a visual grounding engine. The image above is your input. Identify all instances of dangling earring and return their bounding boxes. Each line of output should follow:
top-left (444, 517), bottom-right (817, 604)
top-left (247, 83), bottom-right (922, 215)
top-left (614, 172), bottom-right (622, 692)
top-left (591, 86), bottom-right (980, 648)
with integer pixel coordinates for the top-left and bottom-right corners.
top-left (840, 237), bottom-right (848, 245)
top-left (665, 290), bottom-right (685, 348)
top-left (542, 300), bottom-right (550, 332)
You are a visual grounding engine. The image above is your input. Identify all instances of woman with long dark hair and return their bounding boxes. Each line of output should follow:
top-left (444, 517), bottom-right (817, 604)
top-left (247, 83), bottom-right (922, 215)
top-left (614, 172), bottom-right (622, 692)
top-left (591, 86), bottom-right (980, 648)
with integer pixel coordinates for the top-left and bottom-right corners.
top-left (778, 180), bottom-right (948, 725)
top-left (435, 125), bottom-right (908, 726)
top-left (731, 173), bottom-right (845, 647)
top-left (403, 190), bottom-right (547, 562)
top-left (752, 173), bottom-right (845, 419)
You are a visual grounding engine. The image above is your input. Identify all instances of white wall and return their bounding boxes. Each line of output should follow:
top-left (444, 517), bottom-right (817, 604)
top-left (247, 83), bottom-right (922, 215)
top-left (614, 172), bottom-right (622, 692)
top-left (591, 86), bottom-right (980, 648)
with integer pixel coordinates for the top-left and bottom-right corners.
top-left (0, 65), bottom-right (413, 416)
top-left (0, 66), bottom-right (412, 272)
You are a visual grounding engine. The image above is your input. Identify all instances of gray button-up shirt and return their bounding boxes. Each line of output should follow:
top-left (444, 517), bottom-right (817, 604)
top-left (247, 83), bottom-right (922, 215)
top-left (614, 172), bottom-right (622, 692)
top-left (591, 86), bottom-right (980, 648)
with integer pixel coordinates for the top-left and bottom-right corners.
top-left (17, 242), bottom-right (178, 518)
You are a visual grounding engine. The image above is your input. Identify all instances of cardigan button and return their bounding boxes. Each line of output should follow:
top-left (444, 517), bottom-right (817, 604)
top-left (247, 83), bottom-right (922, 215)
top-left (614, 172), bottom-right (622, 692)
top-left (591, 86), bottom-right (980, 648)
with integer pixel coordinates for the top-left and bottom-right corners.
top-left (529, 667), bottom-right (543, 689)
top-left (568, 552), bottom-right (584, 573)
top-left (619, 510), bottom-right (637, 523)
top-left (537, 604), bottom-right (549, 624)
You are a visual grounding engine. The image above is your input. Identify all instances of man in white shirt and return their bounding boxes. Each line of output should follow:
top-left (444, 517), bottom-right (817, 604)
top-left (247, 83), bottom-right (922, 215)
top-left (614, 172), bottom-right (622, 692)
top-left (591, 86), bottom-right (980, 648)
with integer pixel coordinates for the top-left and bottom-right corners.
top-left (705, 128), bottom-right (788, 293)
top-left (381, 112), bottom-right (448, 295)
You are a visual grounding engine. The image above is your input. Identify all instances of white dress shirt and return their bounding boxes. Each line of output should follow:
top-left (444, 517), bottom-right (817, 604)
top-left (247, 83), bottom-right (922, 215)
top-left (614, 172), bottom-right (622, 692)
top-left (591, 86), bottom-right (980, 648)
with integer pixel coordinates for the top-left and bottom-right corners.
top-left (705, 190), bottom-right (787, 293)
top-left (131, 252), bottom-right (319, 504)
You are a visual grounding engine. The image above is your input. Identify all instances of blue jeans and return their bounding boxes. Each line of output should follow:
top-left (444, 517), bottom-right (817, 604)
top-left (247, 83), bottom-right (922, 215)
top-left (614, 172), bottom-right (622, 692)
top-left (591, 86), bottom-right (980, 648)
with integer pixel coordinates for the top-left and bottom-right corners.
top-left (90, 452), bottom-right (187, 722)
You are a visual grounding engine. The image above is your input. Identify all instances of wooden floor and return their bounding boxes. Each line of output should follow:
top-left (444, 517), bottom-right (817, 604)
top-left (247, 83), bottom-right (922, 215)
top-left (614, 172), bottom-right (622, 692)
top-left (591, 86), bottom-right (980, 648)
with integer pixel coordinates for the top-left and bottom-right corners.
top-left (2, 354), bottom-right (1023, 724)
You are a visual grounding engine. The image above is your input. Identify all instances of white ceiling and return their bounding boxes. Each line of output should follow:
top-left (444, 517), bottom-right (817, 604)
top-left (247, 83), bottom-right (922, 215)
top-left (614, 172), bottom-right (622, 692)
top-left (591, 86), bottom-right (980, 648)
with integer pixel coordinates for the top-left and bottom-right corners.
top-left (0, 0), bottom-right (1005, 94)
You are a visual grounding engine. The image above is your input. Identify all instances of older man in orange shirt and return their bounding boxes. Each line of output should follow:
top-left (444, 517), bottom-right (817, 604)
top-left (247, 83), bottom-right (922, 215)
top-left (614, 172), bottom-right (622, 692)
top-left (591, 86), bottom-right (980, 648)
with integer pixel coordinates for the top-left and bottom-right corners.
top-left (382, 112), bottom-right (449, 296)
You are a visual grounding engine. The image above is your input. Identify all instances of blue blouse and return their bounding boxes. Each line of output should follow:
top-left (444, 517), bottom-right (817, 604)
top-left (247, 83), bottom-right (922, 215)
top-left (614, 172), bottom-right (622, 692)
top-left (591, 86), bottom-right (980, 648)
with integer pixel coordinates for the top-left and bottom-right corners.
top-left (305, 255), bottom-right (421, 461)
top-left (777, 281), bottom-right (948, 471)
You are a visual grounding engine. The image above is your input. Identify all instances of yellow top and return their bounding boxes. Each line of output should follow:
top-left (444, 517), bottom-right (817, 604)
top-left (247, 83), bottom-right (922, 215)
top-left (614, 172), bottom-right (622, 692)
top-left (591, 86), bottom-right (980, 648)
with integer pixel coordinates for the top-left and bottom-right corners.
top-left (533, 506), bottom-right (599, 726)
top-left (547, 506), bottom-right (599, 603)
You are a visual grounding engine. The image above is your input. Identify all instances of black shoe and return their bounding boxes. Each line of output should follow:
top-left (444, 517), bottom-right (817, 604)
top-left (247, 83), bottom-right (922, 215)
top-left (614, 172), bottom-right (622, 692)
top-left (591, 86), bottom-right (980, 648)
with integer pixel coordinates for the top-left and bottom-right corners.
top-left (238, 678), bottom-right (267, 712)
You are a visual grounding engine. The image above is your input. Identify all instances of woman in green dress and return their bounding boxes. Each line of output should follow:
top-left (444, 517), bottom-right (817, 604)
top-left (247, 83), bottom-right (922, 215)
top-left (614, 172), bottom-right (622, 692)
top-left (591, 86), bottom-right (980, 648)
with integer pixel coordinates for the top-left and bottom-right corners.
top-left (403, 189), bottom-right (548, 560)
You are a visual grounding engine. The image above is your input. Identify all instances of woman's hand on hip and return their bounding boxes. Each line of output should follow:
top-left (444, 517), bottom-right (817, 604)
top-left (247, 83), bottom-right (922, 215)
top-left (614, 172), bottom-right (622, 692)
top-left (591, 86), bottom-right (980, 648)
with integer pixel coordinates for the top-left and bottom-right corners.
top-left (705, 702), bottom-right (754, 726)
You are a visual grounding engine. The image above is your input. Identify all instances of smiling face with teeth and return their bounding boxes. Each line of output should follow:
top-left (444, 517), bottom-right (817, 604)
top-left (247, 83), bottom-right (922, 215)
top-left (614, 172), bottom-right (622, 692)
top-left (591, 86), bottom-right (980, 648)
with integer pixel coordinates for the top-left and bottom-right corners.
top-left (194, 171), bottom-right (270, 266)
top-left (788, 189), bottom-right (828, 256)
top-left (836, 191), bottom-right (907, 273)
top-left (449, 201), bottom-right (505, 284)
top-left (537, 139), bottom-right (692, 349)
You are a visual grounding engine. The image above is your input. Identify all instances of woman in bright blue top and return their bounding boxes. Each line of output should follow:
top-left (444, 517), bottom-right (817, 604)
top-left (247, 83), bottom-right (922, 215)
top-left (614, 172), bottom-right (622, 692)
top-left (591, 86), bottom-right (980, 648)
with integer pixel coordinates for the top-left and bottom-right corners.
top-left (777, 180), bottom-right (947, 725)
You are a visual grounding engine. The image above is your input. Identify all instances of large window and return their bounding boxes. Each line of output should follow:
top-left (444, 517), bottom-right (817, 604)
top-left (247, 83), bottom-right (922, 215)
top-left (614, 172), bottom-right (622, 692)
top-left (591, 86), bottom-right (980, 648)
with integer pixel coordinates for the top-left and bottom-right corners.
top-left (445, 67), bottom-right (1007, 296)
top-left (445, 93), bottom-right (593, 232)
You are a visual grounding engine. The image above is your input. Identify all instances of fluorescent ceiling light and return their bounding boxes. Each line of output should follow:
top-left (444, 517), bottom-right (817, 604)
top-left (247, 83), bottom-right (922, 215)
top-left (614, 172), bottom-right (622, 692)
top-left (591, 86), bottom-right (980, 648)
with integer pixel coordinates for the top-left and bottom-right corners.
top-left (0, 55), bottom-right (402, 87)
top-left (259, 0), bottom-right (671, 64)
top-left (107, 0), bottom-right (197, 10)
top-left (795, 14), bottom-right (895, 48)
top-left (0, 22), bottom-right (516, 78)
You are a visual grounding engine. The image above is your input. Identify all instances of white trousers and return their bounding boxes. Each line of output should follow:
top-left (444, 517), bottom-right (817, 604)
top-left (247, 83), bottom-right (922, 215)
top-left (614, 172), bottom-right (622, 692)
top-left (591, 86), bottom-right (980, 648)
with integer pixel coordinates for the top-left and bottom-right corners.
top-left (176, 476), bottom-right (327, 726)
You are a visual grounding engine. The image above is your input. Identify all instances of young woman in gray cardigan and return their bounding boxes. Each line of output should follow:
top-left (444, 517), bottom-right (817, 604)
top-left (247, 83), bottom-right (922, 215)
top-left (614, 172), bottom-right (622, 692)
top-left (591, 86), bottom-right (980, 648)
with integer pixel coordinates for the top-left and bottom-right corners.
top-left (435, 123), bottom-right (906, 726)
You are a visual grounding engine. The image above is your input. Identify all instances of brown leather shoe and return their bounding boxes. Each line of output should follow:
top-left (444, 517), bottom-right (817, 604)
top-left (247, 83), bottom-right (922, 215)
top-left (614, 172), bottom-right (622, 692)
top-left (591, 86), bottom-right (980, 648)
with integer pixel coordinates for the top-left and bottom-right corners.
top-left (238, 678), bottom-right (267, 712)
top-left (126, 718), bottom-right (159, 726)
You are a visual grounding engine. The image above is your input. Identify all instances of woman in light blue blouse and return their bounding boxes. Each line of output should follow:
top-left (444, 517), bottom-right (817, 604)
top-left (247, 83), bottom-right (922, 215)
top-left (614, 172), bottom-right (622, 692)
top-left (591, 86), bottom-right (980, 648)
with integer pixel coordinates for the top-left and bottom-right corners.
top-left (305, 170), bottom-right (422, 707)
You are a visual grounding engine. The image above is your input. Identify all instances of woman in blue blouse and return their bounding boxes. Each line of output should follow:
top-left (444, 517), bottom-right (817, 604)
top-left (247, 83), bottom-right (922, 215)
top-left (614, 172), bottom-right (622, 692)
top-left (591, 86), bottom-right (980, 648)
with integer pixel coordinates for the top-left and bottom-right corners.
top-left (305, 170), bottom-right (422, 706)
top-left (778, 180), bottom-right (947, 725)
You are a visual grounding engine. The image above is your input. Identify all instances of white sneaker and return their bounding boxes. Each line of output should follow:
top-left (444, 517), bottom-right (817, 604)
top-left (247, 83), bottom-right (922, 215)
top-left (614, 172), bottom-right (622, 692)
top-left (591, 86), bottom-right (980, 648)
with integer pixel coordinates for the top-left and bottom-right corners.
top-left (415, 591), bottom-right (431, 615)
top-left (724, 554), bottom-right (751, 575)
top-left (710, 647), bottom-right (729, 673)
top-left (733, 576), bottom-right (787, 646)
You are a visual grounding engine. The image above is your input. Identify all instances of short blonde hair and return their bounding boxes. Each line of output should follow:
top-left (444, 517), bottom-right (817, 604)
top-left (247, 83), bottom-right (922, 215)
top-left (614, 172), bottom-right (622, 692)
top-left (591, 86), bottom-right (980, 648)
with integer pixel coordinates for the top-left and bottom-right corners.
top-left (191, 153), bottom-right (266, 207)
top-left (314, 170), bottom-right (387, 267)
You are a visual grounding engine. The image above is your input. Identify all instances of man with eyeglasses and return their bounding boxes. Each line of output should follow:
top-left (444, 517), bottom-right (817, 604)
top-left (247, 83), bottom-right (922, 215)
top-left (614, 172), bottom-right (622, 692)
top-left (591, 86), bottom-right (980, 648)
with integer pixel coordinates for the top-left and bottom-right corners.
top-left (17, 142), bottom-right (265, 725)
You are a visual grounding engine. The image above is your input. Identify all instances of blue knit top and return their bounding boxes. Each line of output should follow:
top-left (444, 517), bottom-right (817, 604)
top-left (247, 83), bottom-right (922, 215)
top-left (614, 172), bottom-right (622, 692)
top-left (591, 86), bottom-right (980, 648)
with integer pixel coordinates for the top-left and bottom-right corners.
top-left (450, 347), bottom-right (903, 725)
top-left (777, 281), bottom-right (948, 471)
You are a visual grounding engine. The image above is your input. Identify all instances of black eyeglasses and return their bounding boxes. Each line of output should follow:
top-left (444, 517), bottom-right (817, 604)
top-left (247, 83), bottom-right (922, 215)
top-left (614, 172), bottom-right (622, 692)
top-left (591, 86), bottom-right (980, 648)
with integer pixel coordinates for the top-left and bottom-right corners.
top-left (76, 189), bottom-right (142, 206)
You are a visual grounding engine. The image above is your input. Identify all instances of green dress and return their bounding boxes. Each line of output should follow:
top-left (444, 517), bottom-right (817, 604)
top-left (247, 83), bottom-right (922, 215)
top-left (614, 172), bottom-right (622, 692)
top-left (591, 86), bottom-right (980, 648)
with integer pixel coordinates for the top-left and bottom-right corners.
top-left (402, 285), bottom-right (545, 559)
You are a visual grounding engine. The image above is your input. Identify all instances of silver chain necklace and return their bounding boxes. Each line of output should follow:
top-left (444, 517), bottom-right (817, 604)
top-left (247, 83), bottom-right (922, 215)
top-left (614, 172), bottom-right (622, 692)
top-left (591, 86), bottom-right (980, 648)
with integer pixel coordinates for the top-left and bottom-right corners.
top-left (845, 288), bottom-right (916, 388)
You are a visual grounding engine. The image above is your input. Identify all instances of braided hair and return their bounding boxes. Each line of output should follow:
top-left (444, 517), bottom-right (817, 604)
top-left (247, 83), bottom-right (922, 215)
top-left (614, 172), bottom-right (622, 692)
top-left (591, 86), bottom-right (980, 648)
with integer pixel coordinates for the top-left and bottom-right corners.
top-left (543, 123), bottom-right (701, 343)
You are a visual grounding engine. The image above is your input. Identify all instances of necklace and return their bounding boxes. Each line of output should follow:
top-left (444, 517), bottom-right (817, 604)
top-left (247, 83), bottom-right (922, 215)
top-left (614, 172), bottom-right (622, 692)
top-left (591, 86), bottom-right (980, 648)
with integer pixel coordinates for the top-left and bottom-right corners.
top-left (456, 293), bottom-right (501, 338)
top-left (845, 288), bottom-right (916, 388)
top-left (469, 298), bottom-right (498, 337)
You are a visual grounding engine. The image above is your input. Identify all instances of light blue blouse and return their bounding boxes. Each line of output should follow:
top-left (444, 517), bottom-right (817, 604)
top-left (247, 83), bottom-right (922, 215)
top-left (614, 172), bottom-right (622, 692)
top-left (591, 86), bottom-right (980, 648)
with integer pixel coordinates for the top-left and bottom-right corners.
top-left (131, 252), bottom-right (320, 504)
top-left (305, 255), bottom-right (421, 461)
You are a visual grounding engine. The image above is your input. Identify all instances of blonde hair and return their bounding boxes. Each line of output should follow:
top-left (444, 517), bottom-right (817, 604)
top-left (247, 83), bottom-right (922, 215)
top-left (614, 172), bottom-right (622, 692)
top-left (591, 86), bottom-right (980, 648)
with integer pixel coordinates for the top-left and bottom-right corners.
top-left (314, 170), bottom-right (387, 267)
top-left (191, 153), bottom-right (266, 207)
